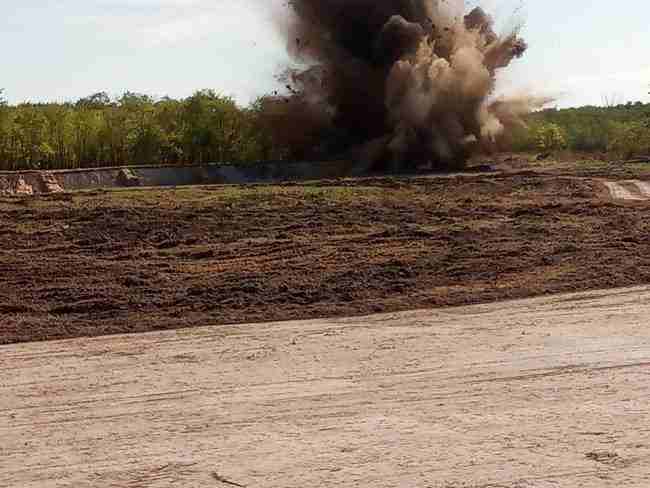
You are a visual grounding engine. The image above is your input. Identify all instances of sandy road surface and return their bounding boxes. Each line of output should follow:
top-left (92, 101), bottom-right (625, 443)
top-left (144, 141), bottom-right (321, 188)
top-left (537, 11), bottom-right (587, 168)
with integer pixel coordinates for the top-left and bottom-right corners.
top-left (603, 179), bottom-right (650, 201)
top-left (2, 287), bottom-right (650, 487)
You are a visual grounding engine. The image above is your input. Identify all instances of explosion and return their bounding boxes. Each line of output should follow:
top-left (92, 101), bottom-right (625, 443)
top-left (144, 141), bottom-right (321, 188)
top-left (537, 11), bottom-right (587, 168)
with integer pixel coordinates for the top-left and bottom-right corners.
top-left (266, 0), bottom-right (549, 170)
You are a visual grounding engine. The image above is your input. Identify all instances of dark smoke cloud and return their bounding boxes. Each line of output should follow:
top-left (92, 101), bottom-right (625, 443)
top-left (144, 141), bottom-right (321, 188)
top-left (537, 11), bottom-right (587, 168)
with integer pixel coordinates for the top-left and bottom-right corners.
top-left (267, 0), bottom-right (548, 169)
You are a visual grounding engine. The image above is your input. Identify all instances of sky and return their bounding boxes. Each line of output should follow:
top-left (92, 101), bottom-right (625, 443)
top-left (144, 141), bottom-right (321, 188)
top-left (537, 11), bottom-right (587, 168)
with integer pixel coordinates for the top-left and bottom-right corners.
top-left (1, 0), bottom-right (649, 108)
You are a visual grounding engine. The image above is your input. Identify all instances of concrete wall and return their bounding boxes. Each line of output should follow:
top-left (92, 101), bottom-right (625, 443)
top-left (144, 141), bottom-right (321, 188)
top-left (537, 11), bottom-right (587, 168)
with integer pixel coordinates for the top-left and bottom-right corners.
top-left (50, 160), bottom-right (364, 192)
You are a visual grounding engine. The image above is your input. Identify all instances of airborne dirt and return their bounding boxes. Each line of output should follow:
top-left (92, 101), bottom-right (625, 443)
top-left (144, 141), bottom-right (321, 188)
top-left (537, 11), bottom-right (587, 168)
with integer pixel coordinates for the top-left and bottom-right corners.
top-left (267, 0), bottom-right (546, 166)
top-left (3, 164), bottom-right (650, 345)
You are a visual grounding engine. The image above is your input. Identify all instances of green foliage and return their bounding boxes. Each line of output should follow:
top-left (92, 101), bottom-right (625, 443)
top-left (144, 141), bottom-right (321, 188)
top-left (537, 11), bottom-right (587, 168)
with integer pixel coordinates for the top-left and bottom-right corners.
top-left (513, 101), bottom-right (650, 156)
top-left (608, 120), bottom-right (650, 159)
top-left (0, 90), bottom-right (284, 170)
top-left (532, 122), bottom-right (567, 152)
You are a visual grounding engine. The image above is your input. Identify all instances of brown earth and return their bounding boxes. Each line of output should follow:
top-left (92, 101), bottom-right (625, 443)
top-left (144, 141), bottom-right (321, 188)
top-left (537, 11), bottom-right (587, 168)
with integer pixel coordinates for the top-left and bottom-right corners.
top-left (2, 166), bottom-right (650, 344)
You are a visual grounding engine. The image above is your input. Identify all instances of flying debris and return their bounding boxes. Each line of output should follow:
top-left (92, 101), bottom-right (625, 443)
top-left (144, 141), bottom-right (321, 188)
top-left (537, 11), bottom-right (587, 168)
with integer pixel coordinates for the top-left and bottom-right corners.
top-left (265, 0), bottom-right (549, 170)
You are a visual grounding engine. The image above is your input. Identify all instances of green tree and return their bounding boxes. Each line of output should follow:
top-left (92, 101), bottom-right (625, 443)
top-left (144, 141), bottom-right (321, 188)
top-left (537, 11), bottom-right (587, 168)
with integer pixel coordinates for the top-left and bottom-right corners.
top-left (533, 122), bottom-right (567, 153)
top-left (0, 89), bottom-right (286, 170)
top-left (42, 104), bottom-right (73, 168)
top-left (609, 121), bottom-right (650, 159)
top-left (13, 106), bottom-right (50, 168)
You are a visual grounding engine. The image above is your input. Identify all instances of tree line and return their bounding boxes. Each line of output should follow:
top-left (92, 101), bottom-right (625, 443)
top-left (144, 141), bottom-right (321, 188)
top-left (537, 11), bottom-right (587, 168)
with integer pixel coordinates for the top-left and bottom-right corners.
top-left (512, 101), bottom-right (650, 158)
top-left (2, 87), bottom-right (649, 170)
top-left (0, 89), bottom-right (293, 171)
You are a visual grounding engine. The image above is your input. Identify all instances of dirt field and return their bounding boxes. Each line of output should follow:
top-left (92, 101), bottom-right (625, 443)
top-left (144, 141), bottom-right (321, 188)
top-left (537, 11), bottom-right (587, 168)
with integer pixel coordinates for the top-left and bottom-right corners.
top-left (3, 162), bottom-right (650, 344)
top-left (2, 286), bottom-right (650, 487)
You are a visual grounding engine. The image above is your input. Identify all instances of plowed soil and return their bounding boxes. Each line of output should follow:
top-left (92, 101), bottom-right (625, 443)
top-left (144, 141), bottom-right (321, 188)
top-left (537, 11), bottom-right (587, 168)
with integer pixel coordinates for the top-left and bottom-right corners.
top-left (2, 171), bottom-right (650, 344)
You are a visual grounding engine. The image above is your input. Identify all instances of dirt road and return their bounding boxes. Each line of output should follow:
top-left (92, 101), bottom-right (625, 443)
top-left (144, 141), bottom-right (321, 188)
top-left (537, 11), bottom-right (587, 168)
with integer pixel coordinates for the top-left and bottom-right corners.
top-left (2, 286), bottom-right (650, 487)
top-left (603, 180), bottom-right (650, 201)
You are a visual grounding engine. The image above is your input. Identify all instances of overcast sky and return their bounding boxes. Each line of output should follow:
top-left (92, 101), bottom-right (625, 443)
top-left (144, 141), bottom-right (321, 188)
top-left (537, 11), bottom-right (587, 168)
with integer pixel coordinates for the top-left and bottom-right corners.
top-left (1, 0), bottom-right (649, 108)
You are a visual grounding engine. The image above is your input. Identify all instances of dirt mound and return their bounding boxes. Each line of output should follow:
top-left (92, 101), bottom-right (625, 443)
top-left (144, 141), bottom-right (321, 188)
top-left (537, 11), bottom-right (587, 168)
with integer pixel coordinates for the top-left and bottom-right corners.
top-left (0, 174), bottom-right (34, 195)
top-left (37, 172), bottom-right (64, 193)
top-left (0, 172), bottom-right (64, 195)
top-left (116, 168), bottom-right (141, 187)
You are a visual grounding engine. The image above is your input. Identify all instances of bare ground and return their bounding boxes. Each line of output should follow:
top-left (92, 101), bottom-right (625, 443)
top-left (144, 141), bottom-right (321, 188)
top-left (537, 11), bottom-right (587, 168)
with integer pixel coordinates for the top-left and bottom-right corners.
top-left (2, 286), bottom-right (650, 487)
top-left (3, 166), bottom-right (650, 344)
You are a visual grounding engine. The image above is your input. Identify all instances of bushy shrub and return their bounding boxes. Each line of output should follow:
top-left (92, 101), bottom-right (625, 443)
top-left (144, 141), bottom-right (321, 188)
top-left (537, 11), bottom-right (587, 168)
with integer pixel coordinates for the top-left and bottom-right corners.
top-left (532, 122), bottom-right (567, 153)
top-left (608, 120), bottom-right (650, 159)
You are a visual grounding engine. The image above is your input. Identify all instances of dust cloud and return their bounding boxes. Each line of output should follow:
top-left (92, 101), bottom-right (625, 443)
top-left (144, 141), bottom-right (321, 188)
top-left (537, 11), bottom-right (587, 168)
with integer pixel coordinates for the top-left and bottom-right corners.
top-left (264, 0), bottom-right (549, 170)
